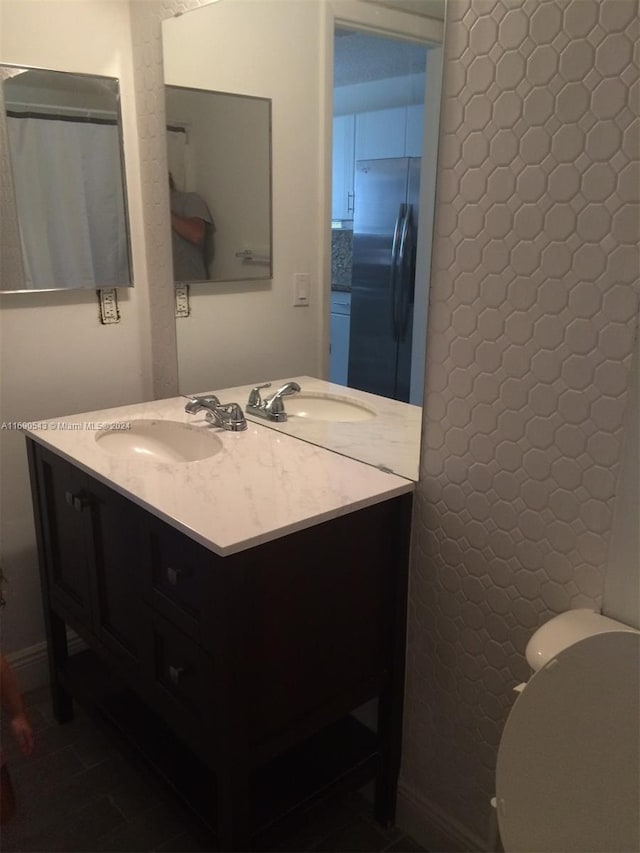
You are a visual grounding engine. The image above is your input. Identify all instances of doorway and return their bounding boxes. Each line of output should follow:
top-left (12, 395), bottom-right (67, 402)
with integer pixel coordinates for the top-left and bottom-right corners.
top-left (329, 26), bottom-right (442, 406)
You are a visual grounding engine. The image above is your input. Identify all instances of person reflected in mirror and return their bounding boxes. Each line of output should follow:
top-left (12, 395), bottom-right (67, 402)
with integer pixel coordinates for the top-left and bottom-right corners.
top-left (169, 173), bottom-right (214, 282)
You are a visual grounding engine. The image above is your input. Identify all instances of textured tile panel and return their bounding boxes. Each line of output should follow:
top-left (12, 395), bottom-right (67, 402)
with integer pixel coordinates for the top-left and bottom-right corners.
top-left (128, 0), bottom-right (208, 398)
top-left (402, 0), bottom-right (639, 842)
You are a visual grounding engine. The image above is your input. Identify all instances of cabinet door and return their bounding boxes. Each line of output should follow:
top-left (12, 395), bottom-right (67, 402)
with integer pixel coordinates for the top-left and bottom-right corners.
top-left (88, 479), bottom-right (150, 680)
top-left (33, 448), bottom-right (93, 626)
top-left (355, 107), bottom-right (406, 161)
top-left (332, 114), bottom-right (355, 220)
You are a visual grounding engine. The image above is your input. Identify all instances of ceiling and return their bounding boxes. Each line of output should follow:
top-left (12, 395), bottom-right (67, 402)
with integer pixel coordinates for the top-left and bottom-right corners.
top-left (334, 0), bottom-right (445, 88)
top-left (361, 0), bottom-right (446, 20)
top-left (334, 28), bottom-right (428, 86)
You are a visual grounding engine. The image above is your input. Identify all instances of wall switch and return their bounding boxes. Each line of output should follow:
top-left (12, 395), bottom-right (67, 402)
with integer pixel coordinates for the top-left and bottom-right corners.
top-left (293, 273), bottom-right (310, 307)
top-left (98, 288), bottom-right (120, 324)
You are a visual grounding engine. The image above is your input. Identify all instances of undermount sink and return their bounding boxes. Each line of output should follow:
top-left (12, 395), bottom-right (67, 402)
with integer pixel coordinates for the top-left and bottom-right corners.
top-left (96, 419), bottom-right (223, 463)
top-left (284, 393), bottom-right (376, 423)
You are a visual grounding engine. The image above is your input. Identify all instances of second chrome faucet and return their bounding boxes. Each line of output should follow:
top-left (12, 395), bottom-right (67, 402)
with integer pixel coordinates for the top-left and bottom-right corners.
top-left (184, 395), bottom-right (247, 431)
top-left (246, 381), bottom-right (301, 422)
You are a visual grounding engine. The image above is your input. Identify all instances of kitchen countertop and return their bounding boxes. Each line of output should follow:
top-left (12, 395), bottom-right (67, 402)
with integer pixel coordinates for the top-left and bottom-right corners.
top-left (26, 395), bottom-right (413, 557)
top-left (207, 377), bottom-right (422, 482)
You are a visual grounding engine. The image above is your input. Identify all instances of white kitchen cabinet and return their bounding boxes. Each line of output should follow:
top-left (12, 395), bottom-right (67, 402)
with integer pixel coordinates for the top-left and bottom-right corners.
top-left (332, 114), bottom-right (356, 220)
top-left (334, 104), bottom-right (425, 221)
top-left (355, 106), bottom-right (406, 161)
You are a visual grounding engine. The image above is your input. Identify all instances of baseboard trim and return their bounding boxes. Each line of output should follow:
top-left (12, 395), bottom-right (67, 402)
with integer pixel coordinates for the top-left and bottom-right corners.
top-left (396, 781), bottom-right (488, 853)
top-left (5, 633), bottom-right (86, 693)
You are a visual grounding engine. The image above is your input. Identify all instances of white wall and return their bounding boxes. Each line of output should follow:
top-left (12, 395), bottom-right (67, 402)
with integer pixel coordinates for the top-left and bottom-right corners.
top-left (0, 0), bottom-right (153, 665)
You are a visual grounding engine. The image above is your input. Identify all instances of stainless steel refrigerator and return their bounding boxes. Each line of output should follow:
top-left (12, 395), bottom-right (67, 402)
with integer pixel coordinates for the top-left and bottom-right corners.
top-left (348, 157), bottom-right (420, 402)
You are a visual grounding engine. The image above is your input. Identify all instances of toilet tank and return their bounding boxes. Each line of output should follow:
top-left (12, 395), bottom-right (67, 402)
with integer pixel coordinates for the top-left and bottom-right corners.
top-left (525, 608), bottom-right (640, 672)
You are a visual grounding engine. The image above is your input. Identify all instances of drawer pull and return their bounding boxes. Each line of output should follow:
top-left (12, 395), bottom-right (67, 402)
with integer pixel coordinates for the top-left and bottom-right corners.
top-left (65, 491), bottom-right (89, 512)
top-left (166, 566), bottom-right (182, 586)
top-left (169, 665), bottom-right (185, 686)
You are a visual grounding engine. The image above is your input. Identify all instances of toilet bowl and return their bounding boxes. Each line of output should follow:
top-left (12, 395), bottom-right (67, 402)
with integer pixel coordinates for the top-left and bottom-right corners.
top-left (495, 610), bottom-right (640, 853)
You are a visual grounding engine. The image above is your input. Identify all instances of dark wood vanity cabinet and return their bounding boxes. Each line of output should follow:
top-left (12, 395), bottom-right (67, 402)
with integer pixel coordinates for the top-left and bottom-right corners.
top-left (27, 439), bottom-right (413, 850)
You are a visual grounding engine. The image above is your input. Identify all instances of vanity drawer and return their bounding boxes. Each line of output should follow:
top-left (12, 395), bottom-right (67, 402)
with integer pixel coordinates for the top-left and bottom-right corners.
top-left (145, 609), bottom-right (217, 755)
top-left (146, 520), bottom-right (218, 641)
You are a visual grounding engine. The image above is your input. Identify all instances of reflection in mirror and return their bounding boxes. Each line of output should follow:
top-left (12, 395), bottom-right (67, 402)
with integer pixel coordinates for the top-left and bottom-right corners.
top-left (0, 66), bottom-right (132, 293)
top-left (217, 374), bottom-right (423, 482)
top-left (165, 1), bottom-right (445, 482)
top-left (332, 29), bottom-right (429, 407)
top-left (164, 86), bottom-right (272, 283)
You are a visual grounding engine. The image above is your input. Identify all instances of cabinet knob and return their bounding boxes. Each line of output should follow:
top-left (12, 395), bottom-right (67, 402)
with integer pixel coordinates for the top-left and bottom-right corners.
top-left (166, 566), bottom-right (182, 586)
top-left (169, 665), bottom-right (185, 686)
top-left (64, 491), bottom-right (90, 512)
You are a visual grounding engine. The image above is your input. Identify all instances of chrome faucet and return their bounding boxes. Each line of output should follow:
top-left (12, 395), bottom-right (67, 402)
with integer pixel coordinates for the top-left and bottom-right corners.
top-left (246, 381), bottom-right (301, 422)
top-left (184, 395), bottom-right (247, 431)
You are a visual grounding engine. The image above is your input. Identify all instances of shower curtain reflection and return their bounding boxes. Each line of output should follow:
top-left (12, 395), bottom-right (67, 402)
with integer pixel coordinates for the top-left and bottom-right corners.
top-left (7, 115), bottom-right (129, 289)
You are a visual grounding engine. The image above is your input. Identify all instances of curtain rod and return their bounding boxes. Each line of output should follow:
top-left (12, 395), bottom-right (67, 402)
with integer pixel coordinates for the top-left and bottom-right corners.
top-left (6, 109), bottom-right (117, 126)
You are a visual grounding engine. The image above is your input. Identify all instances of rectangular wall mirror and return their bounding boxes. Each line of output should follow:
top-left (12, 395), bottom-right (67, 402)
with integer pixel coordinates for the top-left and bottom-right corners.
top-left (0, 66), bottom-right (132, 293)
top-left (162, 1), bottom-right (445, 482)
top-left (165, 85), bottom-right (272, 283)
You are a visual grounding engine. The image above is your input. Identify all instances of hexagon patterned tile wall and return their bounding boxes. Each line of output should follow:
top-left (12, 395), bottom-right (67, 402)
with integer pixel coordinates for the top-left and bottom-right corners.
top-left (401, 0), bottom-right (639, 847)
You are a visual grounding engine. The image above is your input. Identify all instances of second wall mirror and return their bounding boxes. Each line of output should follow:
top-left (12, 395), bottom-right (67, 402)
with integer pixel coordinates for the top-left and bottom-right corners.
top-left (1, 66), bottom-right (132, 293)
top-left (164, 85), bottom-right (272, 284)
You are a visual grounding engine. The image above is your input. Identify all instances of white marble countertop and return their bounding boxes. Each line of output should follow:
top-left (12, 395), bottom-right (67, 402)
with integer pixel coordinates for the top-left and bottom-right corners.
top-left (204, 376), bottom-right (422, 482)
top-left (26, 395), bottom-right (413, 557)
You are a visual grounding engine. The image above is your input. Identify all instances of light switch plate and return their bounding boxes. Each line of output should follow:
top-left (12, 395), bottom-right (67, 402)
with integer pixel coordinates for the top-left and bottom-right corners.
top-left (293, 273), bottom-right (310, 307)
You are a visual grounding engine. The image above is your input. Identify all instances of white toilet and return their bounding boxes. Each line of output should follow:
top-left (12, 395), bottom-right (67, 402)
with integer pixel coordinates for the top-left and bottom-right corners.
top-left (495, 609), bottom-right (640, 853)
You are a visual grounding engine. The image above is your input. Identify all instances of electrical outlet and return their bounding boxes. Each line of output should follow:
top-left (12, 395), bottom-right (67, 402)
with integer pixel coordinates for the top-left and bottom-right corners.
top-left (98, 289), bottom-right (120, 324)
top-left (293, 273), bottom-right (310, 307)
top-left (175, 283), bottom-right (190, 318)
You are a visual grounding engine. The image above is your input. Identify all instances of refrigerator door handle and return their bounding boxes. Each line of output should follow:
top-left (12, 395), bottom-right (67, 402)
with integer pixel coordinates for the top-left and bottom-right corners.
top-left (397, 204), bottom-right (415, 341)
top-left (390, 203), bottom-right (406, 340)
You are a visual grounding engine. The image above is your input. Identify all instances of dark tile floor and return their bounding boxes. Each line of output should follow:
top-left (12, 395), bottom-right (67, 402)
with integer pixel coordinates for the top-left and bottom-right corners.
top-left (1, 687), bottom-right (425, 852)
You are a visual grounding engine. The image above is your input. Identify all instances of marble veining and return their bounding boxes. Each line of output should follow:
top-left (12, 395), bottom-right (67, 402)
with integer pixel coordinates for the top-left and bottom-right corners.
top-left (212, 376), bottom-right (422, 481)
top-left (26, 396), bottom-right (413, 557)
